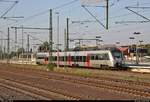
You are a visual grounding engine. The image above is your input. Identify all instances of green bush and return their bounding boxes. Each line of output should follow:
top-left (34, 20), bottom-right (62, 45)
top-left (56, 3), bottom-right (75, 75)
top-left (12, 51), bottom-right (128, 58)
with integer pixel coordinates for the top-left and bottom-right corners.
top-left (47, 63), bottom-right (55, 71)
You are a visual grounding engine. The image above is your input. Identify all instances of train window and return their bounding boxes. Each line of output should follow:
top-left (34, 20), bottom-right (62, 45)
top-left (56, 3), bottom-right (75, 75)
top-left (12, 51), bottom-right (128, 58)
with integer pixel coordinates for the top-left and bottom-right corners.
top-left (79, 56), bottom-right (82, 62)
top-left (98, 54), bottom-right (103, 60)
top-left (54, 56), bottom-right (57, 61)
top-left (97, 53), bottom-right (109, 60)
top-left (60, 56), bottom-right (64, 61)
top-left (76, 56), bottom-right (79, 62)
top-left (104, 54), bottom-right (109, 60)
top-left (37, 57), bottom-right (44, 59)
top-left (71, 56), bottom-right (76, 62)
top-left (95, 55), bottom-right (98, 60)
top-left (74, 56), bottom-right (77, 62)
top-left (73, 56), bottom-right (77, 62)
top-left (90, 55), bottom-right (95, 60)
top-left (112, 51), bottom-right (122, 59)
top-left (82, 56), bottom-right (86, 62)
top-left (75, 56), bottom-right (82, 62)
top-left (71, 56), bottom-right (74, 61)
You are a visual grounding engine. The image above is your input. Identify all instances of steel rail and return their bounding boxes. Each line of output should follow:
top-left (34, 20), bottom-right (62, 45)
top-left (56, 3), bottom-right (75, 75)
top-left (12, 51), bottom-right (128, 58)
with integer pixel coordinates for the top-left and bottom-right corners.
top-left (0, 68), bottom-right (149, 99)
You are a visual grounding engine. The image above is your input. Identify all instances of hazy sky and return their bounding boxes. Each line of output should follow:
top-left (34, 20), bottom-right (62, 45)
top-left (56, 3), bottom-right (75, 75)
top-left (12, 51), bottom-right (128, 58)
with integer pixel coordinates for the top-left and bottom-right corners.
top-left (0, 0), bottom-right (150, 51)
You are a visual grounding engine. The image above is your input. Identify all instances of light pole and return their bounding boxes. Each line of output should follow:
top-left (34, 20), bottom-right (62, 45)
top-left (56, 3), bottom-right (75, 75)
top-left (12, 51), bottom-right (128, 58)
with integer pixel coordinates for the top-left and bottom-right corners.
top-left (0, 31), bottom-right (3, 60)
top-left (96, 36), bottom-right (102, 46)
top-left (129, 37), bottom-right (135, 49)
top-left (96, 39), bottom-right (103, 47)
top-left (55, 12), bottom-right (60, 68)
top-left (139, 40), bottom-right (144, 62)
top-left (129, 37), bottom-right (135, 62)
top-left (133, 32), bottom-right (141, 64)
top-left (21, 25), bottom-right (24, 64)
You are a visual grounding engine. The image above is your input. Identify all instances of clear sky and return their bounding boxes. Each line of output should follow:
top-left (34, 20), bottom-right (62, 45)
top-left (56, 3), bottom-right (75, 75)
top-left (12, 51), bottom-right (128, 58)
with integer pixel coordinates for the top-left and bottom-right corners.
top-left (0, 0), bottom-right (150, 51)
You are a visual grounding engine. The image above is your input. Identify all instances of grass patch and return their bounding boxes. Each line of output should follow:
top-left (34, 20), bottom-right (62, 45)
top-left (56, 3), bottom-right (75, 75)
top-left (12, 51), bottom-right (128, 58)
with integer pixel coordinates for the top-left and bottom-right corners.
top-left (121, 75), bottom-right (142, 82)
top-left (47, 64), bottom-right (55, 71)
top-left (54, 67), bottom-right (92, 77)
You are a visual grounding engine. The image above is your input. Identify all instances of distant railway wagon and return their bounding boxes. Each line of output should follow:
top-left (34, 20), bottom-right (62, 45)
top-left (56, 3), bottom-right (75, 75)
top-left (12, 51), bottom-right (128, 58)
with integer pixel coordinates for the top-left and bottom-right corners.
top-left (36, 49), bottom-right (125, 69)
top-left (36, 52), bottom-right (49, 65)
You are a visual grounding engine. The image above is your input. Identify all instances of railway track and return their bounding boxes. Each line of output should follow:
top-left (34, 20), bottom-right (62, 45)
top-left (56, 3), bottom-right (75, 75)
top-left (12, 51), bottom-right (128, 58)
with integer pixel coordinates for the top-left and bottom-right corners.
top-left (0, 95), bottom-right (6, 101)
top-left (4, 67), bottom-right (149, 89)
top-left (3, 65), bottom-right (150, 87)
top-left (31, 69), bottom-right (150, 87)
top-left (0, 80), bottom-right (49, 100)
top-left (0, 75), bottom-right (89, 100)
top-left (0, 78), bottom-right (80, 100)
top-left (22, 71), bottom-right (150, 99)
top-left (0, 68), bottom-right (149, 99)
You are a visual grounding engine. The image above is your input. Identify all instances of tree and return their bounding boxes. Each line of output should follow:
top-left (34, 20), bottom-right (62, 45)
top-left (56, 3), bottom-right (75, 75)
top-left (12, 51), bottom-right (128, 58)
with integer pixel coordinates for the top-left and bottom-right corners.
top-left (144, 44), bottom-right (150, 56)
top-left (147, 46), bottom-right (150, 56)
top-left (9, 51), bottom-right (16, 58)
top-left (17, 48), bottom-right (25, 55)
top-left (38, 41), bottom-right (49, 52)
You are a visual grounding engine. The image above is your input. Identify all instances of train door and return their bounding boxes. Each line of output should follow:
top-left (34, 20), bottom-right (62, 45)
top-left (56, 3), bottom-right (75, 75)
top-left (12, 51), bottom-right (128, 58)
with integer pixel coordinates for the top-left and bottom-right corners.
top-left (68, 54), bottom-right (71, 66)
top-left (86, 54), bottom-right (90, 67)
top-left (44, 57), bottom-right (48, 64)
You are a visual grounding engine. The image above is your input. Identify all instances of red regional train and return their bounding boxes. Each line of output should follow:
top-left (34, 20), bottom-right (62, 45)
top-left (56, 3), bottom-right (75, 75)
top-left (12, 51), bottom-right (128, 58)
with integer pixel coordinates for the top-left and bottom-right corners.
top-left (36, 48), bottom-right (125, 69)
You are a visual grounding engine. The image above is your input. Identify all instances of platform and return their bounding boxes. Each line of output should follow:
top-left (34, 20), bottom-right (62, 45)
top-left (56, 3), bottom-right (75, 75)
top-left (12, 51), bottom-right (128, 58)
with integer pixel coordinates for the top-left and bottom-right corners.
top-left (126, 63), bottom-right (150, 73)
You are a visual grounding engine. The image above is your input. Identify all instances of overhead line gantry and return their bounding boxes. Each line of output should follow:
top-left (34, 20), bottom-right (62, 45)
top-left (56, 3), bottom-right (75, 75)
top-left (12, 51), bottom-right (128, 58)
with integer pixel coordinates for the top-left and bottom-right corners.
top-left (81, 0), bottom-right (109, 30)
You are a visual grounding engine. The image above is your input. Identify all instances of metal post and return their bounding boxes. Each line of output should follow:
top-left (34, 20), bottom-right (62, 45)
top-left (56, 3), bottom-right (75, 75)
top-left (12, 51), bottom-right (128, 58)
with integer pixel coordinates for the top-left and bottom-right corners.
top-left (136, 44), bottom-right (139, 64)
top-left (7, 27), bottom-right (10, 64)
top-left (56, 13), bottom-right (60, 68)
top-left (129, 37), bottom-right (135, 62)
top-left (106, 0), bottom-right (109, 30)
top-left (79, 39), bottom-right (81, 48)
top-left (64, 29), bottom-right (67, 69)
top-left (2, 34), bottom-right (3, 60)
top-left (49, 9), bottom-right (53, 64)
top-left (0, 32), bottom-right (2, 60)
top-left (4, 45), bottom-right (6, 60)
top-left (134, 32), bottom-right (141, 65)
top-left (27, 34), bottom-right (30, 53)
top-left (22, 25), bottom-right (24, 64)
top-left (66, 18), bottom-right (69, 50)
top-left (27, 34), bottom-right (30, 62)
top-left (139, 40), bottom-right (143, 62)
top-left (15, 27), bottom-right (17, 52)
top-left (14, 27), bottom-right (18, 60)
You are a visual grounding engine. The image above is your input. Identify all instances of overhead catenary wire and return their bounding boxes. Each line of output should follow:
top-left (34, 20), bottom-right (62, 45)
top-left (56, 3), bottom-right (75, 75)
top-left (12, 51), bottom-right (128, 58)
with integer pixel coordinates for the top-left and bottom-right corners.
top-left (28, 34), bottom-right (45, 43)
top-left (8, 0), bottom-right (79, 27)
top-left (1, 0), bottom-right (149, 29)
top-left (82, 5), bottom-right (106, 29)
top-left (0, 0), bottom-right (18, 18)
top-left (0, 0), bottom-right (17, 3)
top-left (1, 0), bottom-right (150, 45)
top-left (125, 6), bottom-right (150, 21)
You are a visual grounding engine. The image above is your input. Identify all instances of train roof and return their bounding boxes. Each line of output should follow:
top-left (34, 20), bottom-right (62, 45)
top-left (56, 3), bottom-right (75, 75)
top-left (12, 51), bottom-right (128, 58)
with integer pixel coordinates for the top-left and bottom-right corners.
top-left (36, 50), bottom-right (114, 57)
top-left (36, 52), bottom-right (49, 57)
